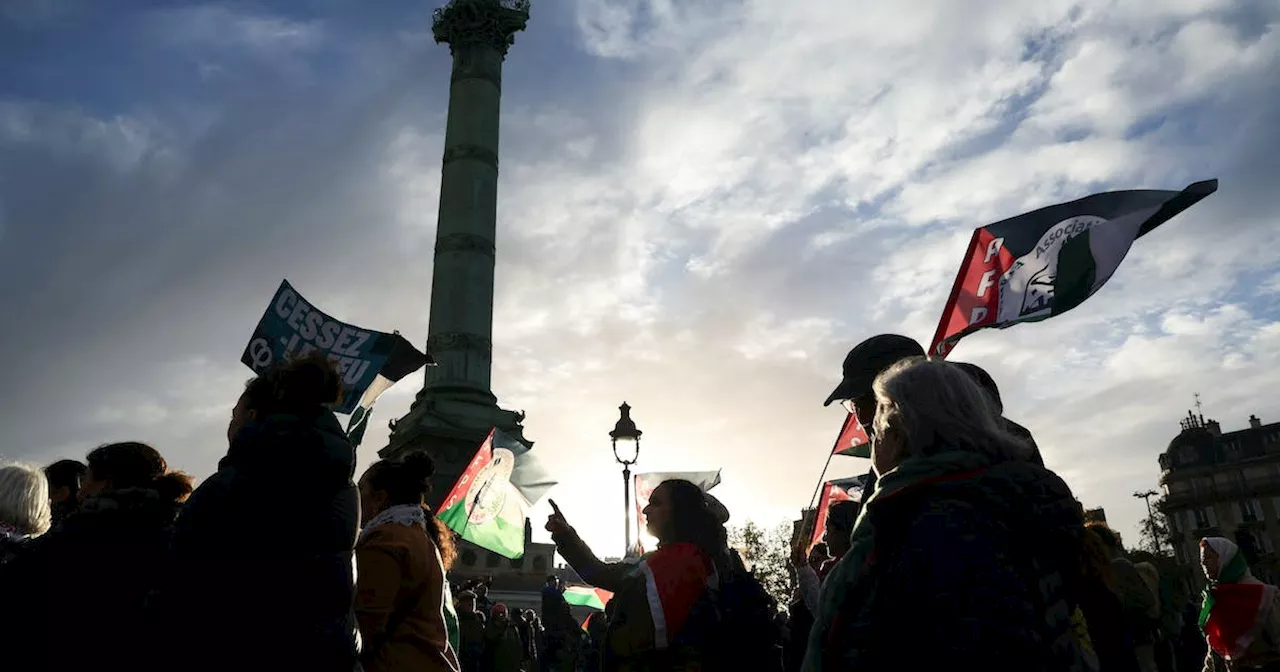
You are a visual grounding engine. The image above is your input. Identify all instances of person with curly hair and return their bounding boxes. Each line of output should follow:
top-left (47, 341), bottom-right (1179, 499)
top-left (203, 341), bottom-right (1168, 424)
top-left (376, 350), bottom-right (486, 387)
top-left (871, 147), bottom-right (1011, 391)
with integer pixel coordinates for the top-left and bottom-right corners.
top-left (356, 451), bottom-right (461, 672)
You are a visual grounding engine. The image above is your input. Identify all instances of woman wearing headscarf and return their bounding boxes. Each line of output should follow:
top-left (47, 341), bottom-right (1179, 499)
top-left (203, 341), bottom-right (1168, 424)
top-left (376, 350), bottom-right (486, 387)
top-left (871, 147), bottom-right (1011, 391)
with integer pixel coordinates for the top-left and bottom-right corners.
top-left (805, 357), bottom-right (1095, 671)
top-left (1198, 537), bottom-right (1280, 671)
top-left (356, 451), bottom-right (461, 672)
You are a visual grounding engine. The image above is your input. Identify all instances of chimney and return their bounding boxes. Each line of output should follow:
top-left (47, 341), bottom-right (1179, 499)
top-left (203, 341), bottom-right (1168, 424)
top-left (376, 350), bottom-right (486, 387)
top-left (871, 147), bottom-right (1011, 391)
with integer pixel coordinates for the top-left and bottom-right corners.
top-left (1207, 419), bottom-right (1222, 436)
top-left (1251, 414), bottom-right (1263, 430)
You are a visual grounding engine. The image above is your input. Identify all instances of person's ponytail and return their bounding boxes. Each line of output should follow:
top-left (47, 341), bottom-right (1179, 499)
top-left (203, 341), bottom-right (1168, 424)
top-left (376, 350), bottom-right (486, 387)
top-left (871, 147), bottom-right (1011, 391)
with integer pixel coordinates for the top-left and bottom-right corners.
top-left (151, 471), bottom-right (194, 504)
top-left (364, 451), bottom-right (457, 569)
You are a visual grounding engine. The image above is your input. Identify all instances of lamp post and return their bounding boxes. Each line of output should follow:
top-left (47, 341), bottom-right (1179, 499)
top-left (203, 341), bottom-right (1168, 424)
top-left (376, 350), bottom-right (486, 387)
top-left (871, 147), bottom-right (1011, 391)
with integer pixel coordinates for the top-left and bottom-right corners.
top-left (611, 402), bottom-right (642, 554)
top-left (1134, 489), bottom-right (1162, 554)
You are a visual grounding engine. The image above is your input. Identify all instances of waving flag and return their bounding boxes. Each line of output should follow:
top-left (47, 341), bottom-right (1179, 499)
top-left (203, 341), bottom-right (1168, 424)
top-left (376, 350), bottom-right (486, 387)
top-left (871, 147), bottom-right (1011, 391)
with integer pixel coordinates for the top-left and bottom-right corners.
top-left (563, 586), bottom-right (613, 611)
top-left (808, 475), bottom-right (866, 551)
top-left (832, 413), bottom-right (870, 458)
top-left (438, 428), bottom-right (556, 559)
top-left (930, 180), bottom-right (1217, 358)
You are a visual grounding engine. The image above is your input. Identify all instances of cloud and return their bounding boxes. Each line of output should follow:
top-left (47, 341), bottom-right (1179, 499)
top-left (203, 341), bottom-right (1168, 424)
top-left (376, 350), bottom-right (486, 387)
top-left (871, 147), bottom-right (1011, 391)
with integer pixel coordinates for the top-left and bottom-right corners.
top-left (1, 0), bottom-right (1278, 557)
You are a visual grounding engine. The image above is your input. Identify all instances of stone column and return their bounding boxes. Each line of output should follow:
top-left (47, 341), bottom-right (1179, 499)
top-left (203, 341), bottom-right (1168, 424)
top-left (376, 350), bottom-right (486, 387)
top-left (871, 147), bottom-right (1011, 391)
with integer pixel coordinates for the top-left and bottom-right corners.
top-left (385, 1), bottom-right (532, 515)
top-left (424, 0), bottom-right (529, 404)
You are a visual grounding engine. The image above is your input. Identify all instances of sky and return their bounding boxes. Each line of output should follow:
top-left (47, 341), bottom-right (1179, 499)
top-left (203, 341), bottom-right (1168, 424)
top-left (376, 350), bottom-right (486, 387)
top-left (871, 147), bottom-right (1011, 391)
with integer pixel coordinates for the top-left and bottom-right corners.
top-left (2, 0), bottom-right (1278, 559)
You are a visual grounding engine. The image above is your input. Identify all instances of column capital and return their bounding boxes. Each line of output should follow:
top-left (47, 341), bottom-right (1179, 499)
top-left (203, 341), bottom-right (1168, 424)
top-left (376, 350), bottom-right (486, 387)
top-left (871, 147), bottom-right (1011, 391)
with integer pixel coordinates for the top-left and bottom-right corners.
top-left (433, 0), bottom-right (530, 57)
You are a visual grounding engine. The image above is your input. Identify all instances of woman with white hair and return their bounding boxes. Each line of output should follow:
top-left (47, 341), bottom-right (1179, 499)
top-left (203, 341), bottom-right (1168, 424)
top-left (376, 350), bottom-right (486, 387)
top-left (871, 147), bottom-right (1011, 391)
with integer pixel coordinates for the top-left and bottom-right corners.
top-left (807, 357), bottom-right (1095, 671)
top-left (0, 462), bottom-right (52, 564)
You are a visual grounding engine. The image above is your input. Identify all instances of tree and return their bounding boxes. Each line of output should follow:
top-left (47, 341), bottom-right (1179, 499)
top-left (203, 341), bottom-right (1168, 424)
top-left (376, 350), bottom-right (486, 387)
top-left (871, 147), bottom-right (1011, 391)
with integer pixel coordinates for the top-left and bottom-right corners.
top-left (727, 521), bottom-right (794, 607)
top-left (1138, 497), bottom-right (1172, 557)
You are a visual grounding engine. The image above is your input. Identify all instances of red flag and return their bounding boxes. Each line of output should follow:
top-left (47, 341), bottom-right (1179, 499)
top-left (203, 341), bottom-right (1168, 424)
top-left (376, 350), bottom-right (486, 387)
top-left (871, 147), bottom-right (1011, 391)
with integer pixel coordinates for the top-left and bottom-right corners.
top-left (439, 429), bottom-right (497, 514)
top-left (809, 482), bottom-right (855, 551)
top-left (832, 413), bottom-right (870, 458)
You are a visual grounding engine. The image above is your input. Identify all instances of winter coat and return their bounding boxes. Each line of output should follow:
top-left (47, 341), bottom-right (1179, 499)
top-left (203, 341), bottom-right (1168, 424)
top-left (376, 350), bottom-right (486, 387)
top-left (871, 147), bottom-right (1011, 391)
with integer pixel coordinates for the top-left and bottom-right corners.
top-left (553, 526), bottom-right (719, 671)
top-left (806, 447), bottom-right (1096, 671)
top-left (356, 507), bottom-right (460, 672)
top-left (158, 410), bottom-right (361, 672)
top-left (457, 610), bottom-right (487, 672)
top-left (5, 488), bottom-right (180, 671)
top-left (482, 620), bottom-right (527, 672)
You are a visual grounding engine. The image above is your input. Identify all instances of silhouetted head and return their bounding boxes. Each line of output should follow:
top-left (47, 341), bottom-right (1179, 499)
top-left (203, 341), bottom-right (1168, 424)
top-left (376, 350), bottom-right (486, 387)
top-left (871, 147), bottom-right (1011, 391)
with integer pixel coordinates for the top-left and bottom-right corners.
top-left (229, 353), bottom-right (344, 442)
top-left (0, 462), bottom-right (52, 537)
top-left (871, 358), bottom-right (1030, 475)
top-left (644, 479), bottom-right (728, 563)
top-left (825, 501), bottom-right (861, 559)
top-left (44, 459), bottom-right (87, 506)
top-left (82, 442), bottom-right (193, 504)
top-left (360, 452), bottom-right (436, 523)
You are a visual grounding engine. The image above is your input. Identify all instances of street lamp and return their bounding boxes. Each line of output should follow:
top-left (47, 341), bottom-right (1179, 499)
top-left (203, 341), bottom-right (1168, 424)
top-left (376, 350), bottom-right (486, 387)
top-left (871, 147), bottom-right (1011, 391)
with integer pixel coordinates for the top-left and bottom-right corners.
top-left (611, 402), bottom-right (643, 553)
top-left (1134, 489), bottom-right (1163, 554)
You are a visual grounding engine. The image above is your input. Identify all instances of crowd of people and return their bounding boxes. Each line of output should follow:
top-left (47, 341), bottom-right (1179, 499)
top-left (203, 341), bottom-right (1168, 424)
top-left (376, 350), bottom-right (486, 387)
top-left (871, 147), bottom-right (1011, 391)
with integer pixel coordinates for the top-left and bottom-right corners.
top-left (1, 339), bottom-right (1279, 671)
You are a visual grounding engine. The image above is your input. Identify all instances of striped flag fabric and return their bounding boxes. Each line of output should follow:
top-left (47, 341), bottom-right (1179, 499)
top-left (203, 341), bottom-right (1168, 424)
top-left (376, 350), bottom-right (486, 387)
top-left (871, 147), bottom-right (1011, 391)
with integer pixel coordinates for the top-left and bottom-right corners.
top-left (437, 428), bottom-right (556, 559)
top-left (345, 332), bottom-right (434, 447)
top-left (930, 180), bottom-right (1217, 358)
top-left (831, 412), bottom-right (870, 458)
top-left (808, 475), bottom-right (866, 550)
top-left (563, 585), bottom-right (613, 611)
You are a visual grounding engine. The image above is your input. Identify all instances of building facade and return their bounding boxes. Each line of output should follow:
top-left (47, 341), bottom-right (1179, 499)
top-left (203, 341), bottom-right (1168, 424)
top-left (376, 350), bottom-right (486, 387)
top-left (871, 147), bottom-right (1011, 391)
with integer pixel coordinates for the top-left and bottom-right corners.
top-left (1159, 411), bottom-right (1280, 574)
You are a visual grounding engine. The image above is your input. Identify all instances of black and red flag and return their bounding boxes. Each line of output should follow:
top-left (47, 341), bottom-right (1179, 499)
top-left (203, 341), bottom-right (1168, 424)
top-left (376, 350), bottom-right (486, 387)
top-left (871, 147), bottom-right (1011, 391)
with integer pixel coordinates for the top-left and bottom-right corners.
top-left (929, 180), bottom-right (1217, 358)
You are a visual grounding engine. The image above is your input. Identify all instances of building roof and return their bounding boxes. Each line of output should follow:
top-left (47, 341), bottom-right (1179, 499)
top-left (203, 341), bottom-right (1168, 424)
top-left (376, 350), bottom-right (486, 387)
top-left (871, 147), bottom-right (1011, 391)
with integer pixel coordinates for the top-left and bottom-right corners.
top-left (1159, 411), bottom-right (1280, 476)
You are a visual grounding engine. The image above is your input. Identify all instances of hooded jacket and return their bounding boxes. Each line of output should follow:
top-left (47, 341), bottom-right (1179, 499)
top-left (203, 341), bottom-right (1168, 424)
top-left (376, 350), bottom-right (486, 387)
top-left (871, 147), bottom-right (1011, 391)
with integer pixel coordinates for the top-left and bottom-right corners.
top-left (159, 410), bottom-right (361, 672)
top-left (807, 447), bottom-right (1095, 671)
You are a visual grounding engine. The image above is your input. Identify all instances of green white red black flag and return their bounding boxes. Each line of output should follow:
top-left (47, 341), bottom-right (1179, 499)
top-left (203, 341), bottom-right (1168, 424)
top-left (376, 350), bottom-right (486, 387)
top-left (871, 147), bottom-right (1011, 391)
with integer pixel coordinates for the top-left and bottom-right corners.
top-left (929, 180), bottom-right (1217, 358)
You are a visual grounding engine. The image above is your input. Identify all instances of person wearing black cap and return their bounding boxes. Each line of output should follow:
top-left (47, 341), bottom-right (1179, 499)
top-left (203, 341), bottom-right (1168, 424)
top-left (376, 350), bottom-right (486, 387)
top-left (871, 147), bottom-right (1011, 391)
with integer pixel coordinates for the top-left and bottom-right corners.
top-left (824, 334), bottom-right (927, 500)
top-left (954, 362), bottom-right (1045, 467)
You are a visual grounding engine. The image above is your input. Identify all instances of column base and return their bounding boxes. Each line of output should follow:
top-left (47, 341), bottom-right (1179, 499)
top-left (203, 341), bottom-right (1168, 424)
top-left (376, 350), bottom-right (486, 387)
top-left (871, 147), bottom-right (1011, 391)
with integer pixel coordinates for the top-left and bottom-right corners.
top-left (382, 389), bottom-right (532, 511)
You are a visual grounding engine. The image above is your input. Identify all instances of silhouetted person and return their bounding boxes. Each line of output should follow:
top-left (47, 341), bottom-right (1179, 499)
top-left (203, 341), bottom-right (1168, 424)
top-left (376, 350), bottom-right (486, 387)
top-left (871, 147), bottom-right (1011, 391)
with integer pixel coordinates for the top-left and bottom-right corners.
top-left (810, 358), bottom-right (1092, 669)
top-left (13, 442), bottom-right (191, 671)
top-left (160, 354), bottom-right (361, 671)
top-left (356, 451), bottom-right (460, 672)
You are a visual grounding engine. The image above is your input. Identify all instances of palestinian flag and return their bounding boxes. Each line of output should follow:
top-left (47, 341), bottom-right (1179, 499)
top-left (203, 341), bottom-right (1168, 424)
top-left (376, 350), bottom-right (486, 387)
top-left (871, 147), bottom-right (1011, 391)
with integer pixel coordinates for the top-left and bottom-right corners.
top-left (1203, 582), bottom-right (1280, 659)
top-left (808, 476), bottom-right (863, 551)
top-left (438, 428), bottom-right (556, 559)
top-left (346, 332), bottom-right (434, 447)
top-left (831, 412), bottom-right (870, 458)
top-left (929, 180), bottom-right (1217, 358)
top-left (634, 471), bottom-right (721, 555)
top-left (563, 586), bottom-right (613, 611)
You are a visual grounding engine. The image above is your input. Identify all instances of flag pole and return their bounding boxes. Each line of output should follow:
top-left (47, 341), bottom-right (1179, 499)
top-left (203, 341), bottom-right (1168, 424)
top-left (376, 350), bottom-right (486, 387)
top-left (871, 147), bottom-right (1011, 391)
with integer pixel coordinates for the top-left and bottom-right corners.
top-left (928, 229), bottom-right (981, 359)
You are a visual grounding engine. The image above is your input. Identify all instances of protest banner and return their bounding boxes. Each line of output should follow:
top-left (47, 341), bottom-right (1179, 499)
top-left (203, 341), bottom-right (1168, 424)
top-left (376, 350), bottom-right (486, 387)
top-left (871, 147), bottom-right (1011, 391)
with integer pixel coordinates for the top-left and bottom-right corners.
top-left (240, 280), bottom-right (429, 414)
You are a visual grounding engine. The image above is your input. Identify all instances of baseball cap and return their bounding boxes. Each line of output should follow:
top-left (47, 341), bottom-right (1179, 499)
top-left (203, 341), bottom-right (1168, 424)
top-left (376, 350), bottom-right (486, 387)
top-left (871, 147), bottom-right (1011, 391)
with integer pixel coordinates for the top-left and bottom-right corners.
top-left (823, 334), bottom-right (925, 406)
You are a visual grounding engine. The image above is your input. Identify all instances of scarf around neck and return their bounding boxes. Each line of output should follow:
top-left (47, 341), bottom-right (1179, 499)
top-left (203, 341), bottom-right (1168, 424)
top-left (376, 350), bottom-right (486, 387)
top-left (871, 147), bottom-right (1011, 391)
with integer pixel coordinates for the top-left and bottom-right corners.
top-left (360, 503), bottom-right (427, 543)
top-left (1199, 536), bottom-right (1278, 659)
top-left (804, 449), bottom-right (993, 670)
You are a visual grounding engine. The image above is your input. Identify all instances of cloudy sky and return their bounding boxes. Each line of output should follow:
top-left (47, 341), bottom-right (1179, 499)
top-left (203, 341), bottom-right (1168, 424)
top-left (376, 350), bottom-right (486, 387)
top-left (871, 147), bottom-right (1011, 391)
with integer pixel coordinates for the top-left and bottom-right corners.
top-left (2, 0), bottom-right (1278, 556)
